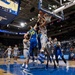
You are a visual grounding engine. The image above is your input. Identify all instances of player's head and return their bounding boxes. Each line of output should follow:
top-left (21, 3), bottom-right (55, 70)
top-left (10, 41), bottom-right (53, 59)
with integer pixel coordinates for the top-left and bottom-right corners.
top-left (38, 30), bottom-right (41, 33)
top-left (28, 26), bottom-right (32, 30)
top-left (49, 37), bottom-right (52, 41)
top-left (44, 13), bottom-right (48, 17)
top-left (24, 33), bottom-right (30, 39)
top-left (39, 10), bottom-right (44, 16)
top-left (15, 45), bottom-right (17, 47)
top-left (9, 46), bottom-right (11, 48)
top-left (24, 33), bottom-right (27, 38)
top-left (54, 38), bottom-right (57, 42)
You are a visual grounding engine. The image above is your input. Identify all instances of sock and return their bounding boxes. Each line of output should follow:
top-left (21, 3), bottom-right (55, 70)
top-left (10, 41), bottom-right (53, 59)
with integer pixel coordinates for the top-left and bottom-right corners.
top-left (34, 59), bottom-right (37, 62)
top-left (25, 64), bottom-right (28, 68)
top-left (22, 63), bottom-right (25, 67)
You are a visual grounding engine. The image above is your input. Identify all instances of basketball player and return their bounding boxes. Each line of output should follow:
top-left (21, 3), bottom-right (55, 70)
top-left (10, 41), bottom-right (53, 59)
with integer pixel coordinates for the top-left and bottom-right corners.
top-left (3, 46), bottom-right (12, 62)
top-left (44, 13), bottom-right (52, 24)
top-left (53, 38), bottom-right (67, 67)
top-left (28, 24), bottom-right (38, 63)
top-left (47, 37), bottom-right (57, 68)
top-left (21, 33), bottom-right (30, 69)
top-left (38, 10), bottom-right (52, 68)
top-left (13, 45), bottom-right (19, 63)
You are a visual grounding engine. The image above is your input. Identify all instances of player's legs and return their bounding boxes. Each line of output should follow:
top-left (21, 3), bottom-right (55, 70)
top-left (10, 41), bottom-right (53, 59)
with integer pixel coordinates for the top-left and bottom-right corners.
top-left (14, 52), bottom-right (18, 63)
top-left (8, 53), bottom-right (11, 62)
top-left (40, 34), bottom-right (52, 68)
top-left (22, 49), bottom-right (30, 69)
top-left (30, 38), bottom-right (38, 62)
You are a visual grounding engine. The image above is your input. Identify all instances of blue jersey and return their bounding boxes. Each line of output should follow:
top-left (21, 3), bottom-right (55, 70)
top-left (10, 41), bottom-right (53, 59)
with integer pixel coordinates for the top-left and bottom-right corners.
top-left (54, 42), bottom-right (62, 56)
top-left (29, 28), bottom-right (38, 53)
top-left (29, 28), bottom-right (37, 38)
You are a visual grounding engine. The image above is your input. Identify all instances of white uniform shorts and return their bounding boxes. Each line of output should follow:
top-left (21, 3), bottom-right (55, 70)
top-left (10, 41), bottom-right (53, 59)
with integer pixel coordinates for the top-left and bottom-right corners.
top-left (14, 52), bottom-right (18, 57)
top-left (23, 49), bottom-right (30, 59)
top-left (40, 34), bottom-right (47, 48)
top-left (8, 53), bottom-right (11, 58)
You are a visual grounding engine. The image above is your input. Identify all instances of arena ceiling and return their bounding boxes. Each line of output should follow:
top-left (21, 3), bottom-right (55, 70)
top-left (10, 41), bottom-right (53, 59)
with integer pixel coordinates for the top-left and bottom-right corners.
top-left (0, 0), bottom-right (75, 37)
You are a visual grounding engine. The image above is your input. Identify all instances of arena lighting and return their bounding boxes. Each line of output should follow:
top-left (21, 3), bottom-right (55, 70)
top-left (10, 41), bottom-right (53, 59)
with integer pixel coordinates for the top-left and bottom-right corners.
top-left (20, 22), bottom-right (25, 27)
top-left (30, 19), bottom-right (32, 21)
top-left (0, 29), bottom-right (25, 35)
top-left (30, 18), bottom-right (35, 21)
top-left (7, 24), bottom-right (9, 27)
top-left (0, 29), bottom-right (17, 34)
top-left (63, 0), bottom-right (67, 1)
top-left (19, 32), bottom-right (25, 35)
top-left (53, 5), bottom-right (57, 9)
top-left (24, 22), bottom-right (27, 25)
top-left (48, 7), bottom-right (52, 10)
top-left (32, 18), bottom-right (34, 20)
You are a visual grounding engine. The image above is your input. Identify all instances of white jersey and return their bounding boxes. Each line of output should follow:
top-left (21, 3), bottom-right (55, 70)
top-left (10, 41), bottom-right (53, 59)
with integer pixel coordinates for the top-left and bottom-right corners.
top-left (39, 26), bottom-right (48, 48)
top-left (47, 41), bottom-right (53, 48)
top-left (23, 39), bottom-right (30, 50)
top-left (7, 48), bottom-right (12, 55)
top-left (53, 41), bottom-right (60, 46)
top-left (47, 41), bottom-right (51, 48)
top-left (14, 47), bottom-right (18, 54)
top-left (39, 26), bottom-right (47, 35)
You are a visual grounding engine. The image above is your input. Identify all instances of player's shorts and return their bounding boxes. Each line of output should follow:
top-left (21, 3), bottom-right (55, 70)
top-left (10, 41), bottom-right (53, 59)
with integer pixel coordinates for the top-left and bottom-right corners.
top-left (40, 34), bottom-right (47, 48)
top-left (23, 49), bottom-right (30, 59)
top-left (30, 38), bottom-right (37, 49)
top-left (13, 52), bottom-right (18, 57)
top-left (54, 47), bottom-right (63, 57)
top-left (8, 53), bottom-right (11, 58)
top-left (57, 49), bottom-right (62, 57)
top-left (30, 38), bottom-right (38, 56)
top-left (8, 53), bottom-right (11, 57)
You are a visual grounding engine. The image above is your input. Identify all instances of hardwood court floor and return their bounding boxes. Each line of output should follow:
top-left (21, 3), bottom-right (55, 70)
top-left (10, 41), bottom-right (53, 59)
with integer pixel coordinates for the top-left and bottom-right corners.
top-left (0, 58), bottom-right (75, 67)
top-left (0, 58), bottom-right (75, 75)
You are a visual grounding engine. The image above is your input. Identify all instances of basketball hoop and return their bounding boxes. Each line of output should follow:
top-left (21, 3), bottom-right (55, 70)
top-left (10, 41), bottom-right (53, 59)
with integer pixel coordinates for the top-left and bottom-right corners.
top-left (38, 0), bottom-right (75, 20)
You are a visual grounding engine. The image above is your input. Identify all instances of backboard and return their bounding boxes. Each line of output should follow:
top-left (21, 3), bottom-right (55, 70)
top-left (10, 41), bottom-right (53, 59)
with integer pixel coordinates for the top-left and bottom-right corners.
top-left (38, 0), bottom-right (75, 20)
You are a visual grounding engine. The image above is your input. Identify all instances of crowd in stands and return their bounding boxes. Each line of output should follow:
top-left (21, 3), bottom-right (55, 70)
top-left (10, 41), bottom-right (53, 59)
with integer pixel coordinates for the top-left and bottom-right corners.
top-left (0, 37), bottom-right (75, 60)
